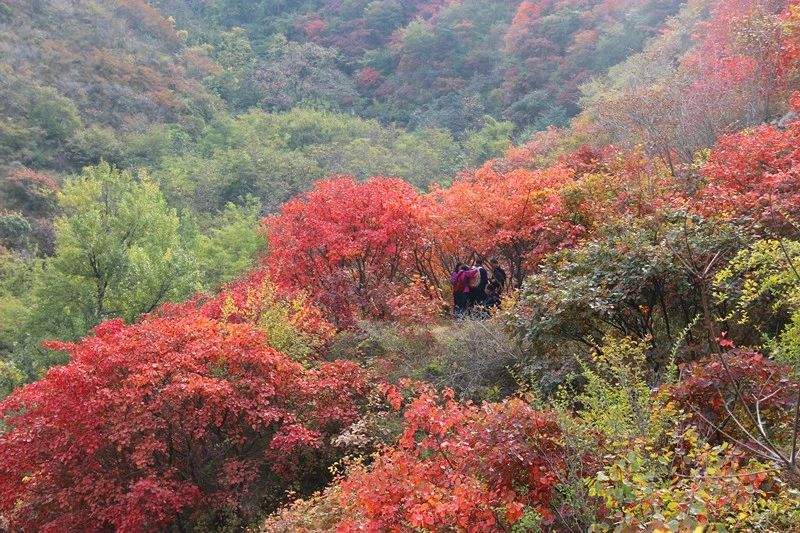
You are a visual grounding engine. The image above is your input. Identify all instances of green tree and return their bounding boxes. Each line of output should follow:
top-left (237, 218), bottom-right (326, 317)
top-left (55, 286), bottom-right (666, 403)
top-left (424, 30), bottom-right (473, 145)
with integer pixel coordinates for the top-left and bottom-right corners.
top-left (464, 116), bottom-right (513, 167)
top-left (27, 163), bottom-right (200, 344)
top-left (365, 0), bottom-right (405, 34)
top-left (28, 87), bottom-right (81, 143)
top-left (191, 197), bottom-right (266, 288)
top-left (155, 108), bottom-right (464, 214)
top-left (216, 27), bottom-right (256, 72)
top-left (209, 27), bottom-right (260, 110)
top-left (0, 213), bottom-right (34, 253)
top-left (254, 35), bottom-right (357, 112)
top-left (0, 249), bottom-right (35, 395)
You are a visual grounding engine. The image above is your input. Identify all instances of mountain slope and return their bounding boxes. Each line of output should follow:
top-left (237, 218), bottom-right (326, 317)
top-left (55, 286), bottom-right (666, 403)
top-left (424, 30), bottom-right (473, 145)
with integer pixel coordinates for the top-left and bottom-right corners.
top-left (152, 0), bottom-right (685, 133)
top-left (0, 0), bottom-right (220, 173)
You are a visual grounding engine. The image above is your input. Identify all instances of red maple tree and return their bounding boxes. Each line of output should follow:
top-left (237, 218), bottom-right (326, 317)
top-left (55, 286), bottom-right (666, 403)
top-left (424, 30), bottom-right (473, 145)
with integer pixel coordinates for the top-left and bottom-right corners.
top-left (0, 314), bottom-right (370, 531)
top-left (265, 176), bottom-right (423, 325)
top-left (424, 162), bottom-right (579, 287)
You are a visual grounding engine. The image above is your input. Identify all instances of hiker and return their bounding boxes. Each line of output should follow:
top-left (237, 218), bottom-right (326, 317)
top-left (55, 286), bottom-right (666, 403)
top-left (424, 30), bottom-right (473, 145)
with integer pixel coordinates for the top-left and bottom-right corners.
top-left (451, 264), bottom-right (477, 316)
top-left (490, 258), bottom-right (507, 290)
top-left (449, 262), bottom-right (464, 308)
top-left (470, 259), bottom-right (489, 307)
top-left (483, 280), bottom-right (502, 310)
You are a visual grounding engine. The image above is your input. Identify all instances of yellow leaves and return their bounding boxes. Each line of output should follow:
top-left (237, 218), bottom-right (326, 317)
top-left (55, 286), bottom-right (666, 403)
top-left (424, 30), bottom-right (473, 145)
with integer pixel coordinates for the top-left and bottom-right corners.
top-left (219, 295), bottom-right (237, 322)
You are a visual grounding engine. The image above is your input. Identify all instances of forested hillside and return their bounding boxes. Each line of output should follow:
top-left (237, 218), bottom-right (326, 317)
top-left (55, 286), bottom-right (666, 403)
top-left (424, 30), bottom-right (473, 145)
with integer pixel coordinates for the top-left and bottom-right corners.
top-left (0, 0), bottom-right (219, 172)
top-left (3, 0), bottom-right (800, 531)
top-left (150, 0), bottom-right (683, 133)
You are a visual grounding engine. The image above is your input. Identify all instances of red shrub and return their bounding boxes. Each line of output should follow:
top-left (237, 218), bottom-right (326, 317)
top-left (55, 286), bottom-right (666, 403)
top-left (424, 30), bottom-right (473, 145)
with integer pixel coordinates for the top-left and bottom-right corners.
top-left (265, 176), bottom-right (423, 326)
top-left (356, 67), bottom-right (382, 89)
top-left (0, 315), bottom-right (370, 531)
top-left (423, 163), bottom-right (579, 287)
top-left (698, 117), bottom-right (800, 232)
top-left (337, 390), bottom-right (568, 531)
top-left (1, 167), bottom-right (59, 217)
top-left (672, 349), bottom-right (798, 441)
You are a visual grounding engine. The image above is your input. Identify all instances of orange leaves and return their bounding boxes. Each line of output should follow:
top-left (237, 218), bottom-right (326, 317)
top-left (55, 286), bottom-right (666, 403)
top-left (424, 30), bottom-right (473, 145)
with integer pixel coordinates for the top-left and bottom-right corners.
top-left (262, 157), bottom-right (596, 324)
top-left (114, 0), bottom-right (181, 47)
top-left (381, 384), bottom-right (404, 411)
top-left (387, 273), bottom-right (446, 324)
top-left (424, 162), bottom-right (578, 286)
top-left (697, 116), bottom-right (800, 231)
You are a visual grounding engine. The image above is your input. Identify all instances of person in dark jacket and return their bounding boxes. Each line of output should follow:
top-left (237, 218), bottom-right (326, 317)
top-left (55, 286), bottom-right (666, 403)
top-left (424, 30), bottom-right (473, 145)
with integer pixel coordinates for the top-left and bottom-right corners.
top-left (483, 280), bottom-right (502, 311)
top-left (490, 258), bottom-right (507, 290)
top-left (470, 259), bottom-right (489, 306)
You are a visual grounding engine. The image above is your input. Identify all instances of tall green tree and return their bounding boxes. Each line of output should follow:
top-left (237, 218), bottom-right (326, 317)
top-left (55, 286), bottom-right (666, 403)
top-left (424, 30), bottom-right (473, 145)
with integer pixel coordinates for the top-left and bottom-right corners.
top-left (27, 163), bottom-right (200, 344)
top-left (190, 197), bottom-right (266, 288)
top-left (464, 116), bottom-right (513, 167)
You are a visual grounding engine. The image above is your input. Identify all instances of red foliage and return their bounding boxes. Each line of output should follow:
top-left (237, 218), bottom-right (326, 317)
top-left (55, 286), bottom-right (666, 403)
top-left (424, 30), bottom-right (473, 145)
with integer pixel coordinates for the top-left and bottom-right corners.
top-left (424, 163), bottom-right (580, 287)
top-left (337, 390), bottom-right (569, 531)
top-left (1, 167), bottom-right (59, 217)
top-left (781, 4), bottom-right (800, 72)
top-left (560, 145), bottom-right (617, 177)
top-left (648, 0), bottom-right (796, 165)
top-left (0, 314), bottom-right (370, 531)
top-left (698, 116), bottom-right (800, 231)
top-left (414, 0), bottom-right (456, 20)
top-left (261, 149), bottom-right (679, 320)
top-left (356, 67), bottom-right (382, 89)
top-left (265, 176), bottom-right (423, 326)
top-left (504, 0), bottom-right (551, 53)
top-left (500, 0), bottom-right (681, 109)
top-left (672, 349), bottom-right (799, 440)
top-left (501, 127), bottom-right (568, 170)
top-left (387, 273), bottom-right (446, 324)
top-left (688, 0), bottom-right (790, 98)
top-left (303, 18), bottom-right (327, 37)
top-left (115, 0), bottom-right (181, 47)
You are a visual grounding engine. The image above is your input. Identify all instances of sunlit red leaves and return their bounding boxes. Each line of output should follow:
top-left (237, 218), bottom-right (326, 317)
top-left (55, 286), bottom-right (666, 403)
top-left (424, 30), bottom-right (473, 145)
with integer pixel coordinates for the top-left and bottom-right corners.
top-left (424, 162), bottom-right (579, 286)
top-left (380, 383), bottom-right (404, 411)
top-left (0, 313), bottom-right (370, 531)
top-left (263, 147), bottom-right (687, 325)
top-left (387, 273), bottom-right (447, 324)
top-left (698, 116), bottom-right (800, 232)
top-left (265, 176), bottom-right (423, 326)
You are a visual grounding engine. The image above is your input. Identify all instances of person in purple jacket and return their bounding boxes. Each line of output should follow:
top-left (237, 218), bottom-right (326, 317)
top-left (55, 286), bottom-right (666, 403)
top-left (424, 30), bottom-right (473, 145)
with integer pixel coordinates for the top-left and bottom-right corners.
top-left (451, 264), bottom-right (477, 316)
top-left (450, 262), bottom-right (464, 311)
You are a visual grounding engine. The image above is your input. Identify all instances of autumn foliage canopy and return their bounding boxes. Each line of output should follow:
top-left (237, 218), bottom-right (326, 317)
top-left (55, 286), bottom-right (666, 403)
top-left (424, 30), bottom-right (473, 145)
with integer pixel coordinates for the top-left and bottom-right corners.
top-left (338, 389), bottom-right (567, 531)
top-left (6, 0), bottom-right (800, 530)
